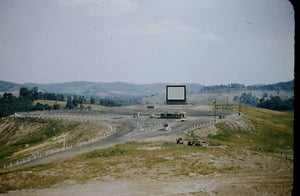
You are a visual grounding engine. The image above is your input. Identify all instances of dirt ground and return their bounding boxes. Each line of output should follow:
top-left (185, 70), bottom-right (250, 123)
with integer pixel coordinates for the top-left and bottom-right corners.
top-left (2, 172), bottom-right (292, 196)
top-left (2, 142), bottom-right (293, 196)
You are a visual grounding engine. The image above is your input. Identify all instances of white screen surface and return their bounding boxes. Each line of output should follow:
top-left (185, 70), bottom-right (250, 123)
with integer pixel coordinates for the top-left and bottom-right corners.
top-left (167, 86), bottom-right (185, 100)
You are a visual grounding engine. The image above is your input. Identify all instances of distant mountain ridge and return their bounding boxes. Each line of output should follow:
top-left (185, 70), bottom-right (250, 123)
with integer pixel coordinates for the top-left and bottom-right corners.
top-left (0, 81), bottom-right (204, 97)
top-left (0, 80), bottom-right (294, 99)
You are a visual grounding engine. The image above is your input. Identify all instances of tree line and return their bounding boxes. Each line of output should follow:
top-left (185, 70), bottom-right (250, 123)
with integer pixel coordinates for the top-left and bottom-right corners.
top-left (0, 87), bottom-right (121, 117)
top-left (233, 92), bottom-right (294, 111)
top-left (201, 80), bottom-right (293, 92)
top-left (0, 87), bottom-right (63, 117)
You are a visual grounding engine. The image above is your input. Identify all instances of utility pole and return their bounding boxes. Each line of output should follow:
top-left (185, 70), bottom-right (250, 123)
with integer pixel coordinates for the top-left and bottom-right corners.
top-left (226, 96), bottom-right (228, 113)
top-left (238, 97), bottom-right (242, 115)
top-left (213, 100), bottom-right (216, 124)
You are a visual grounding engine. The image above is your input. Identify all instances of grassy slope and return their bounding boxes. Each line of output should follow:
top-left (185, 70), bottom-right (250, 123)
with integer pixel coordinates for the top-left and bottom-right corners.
top-left (0, 106), bottom-right (294, 193)
top-left (206, 106), bottom-right (293, 152)
top-left (0, 117), bottom-right (108, 166)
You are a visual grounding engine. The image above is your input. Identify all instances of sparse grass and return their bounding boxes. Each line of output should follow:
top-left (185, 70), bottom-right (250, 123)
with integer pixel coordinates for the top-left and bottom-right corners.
top-left (0, 142), bottom-right (220, 191)
top-left (86, 146), bottom-right (126, 158)
top-left (0, 138), bottom-right (293, 193)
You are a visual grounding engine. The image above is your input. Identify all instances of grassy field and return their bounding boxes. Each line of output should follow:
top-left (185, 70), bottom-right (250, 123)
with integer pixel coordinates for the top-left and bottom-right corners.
top-left (0, 106), bottom-right (294, 194)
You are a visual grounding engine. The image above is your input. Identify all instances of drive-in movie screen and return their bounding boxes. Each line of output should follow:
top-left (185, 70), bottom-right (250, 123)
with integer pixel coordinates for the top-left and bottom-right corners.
top-left (166, 85), bottom-right (186, 104)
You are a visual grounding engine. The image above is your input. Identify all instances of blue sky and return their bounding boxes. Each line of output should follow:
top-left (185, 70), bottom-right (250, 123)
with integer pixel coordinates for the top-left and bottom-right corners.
top-left (0, 0), bottom-right (294, 85)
